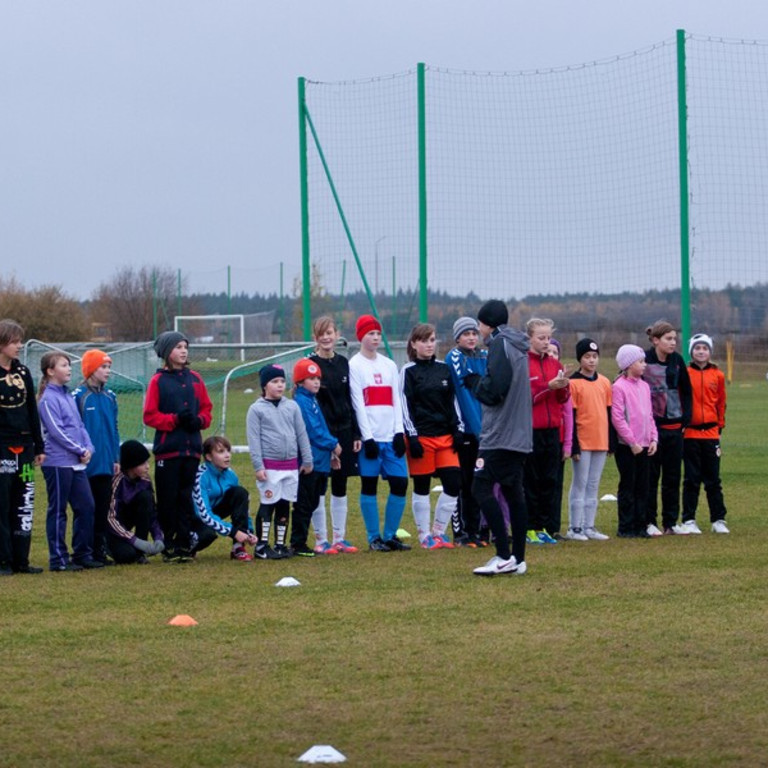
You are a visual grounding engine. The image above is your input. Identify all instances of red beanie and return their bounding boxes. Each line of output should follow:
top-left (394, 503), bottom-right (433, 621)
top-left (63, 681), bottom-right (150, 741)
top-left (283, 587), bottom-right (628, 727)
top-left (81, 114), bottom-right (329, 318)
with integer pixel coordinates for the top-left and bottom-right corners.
top-left (355, 314), bottom-right (382, 341)
top-left (293, 358), bottom-right (322, 384)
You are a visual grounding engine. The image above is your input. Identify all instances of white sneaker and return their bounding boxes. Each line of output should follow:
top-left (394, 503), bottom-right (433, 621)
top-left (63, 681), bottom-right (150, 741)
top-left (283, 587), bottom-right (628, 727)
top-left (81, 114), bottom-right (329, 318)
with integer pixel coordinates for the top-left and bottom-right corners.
top-left (711, 519), bottom-right (730, 534)
top-left (473, 555), bottom-right (520, 576)
top-left (584, 527), bottom-right (610, 540)
top-left (680, 520), bottom-right (702, 535)
top-left (646, 524), bottom-right (663, 537)
top-left (565, 527), bottom-right (589, 541)
top-left (665, 524), bottom-right (690, 535)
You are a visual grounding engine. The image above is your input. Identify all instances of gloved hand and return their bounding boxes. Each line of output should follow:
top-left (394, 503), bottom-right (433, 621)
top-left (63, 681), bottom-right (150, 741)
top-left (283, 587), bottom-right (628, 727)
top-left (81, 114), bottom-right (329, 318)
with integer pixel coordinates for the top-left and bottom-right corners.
top-left (133, 537), bottom-right (152, 554)
top-left (452, 432), bottom-right (464, 453)
top-left (463, 373), bottom-right (481, 391)
top-left (408, 435), bottom-right (424, 459)
top-left (363, 439), bottom-right (379, 459)
top-left (149, 539), bottom-right (165, 555)
top-left (392, 432), bottom-right (406, 458)
top-left (178, 409), bottom-right (203, 432)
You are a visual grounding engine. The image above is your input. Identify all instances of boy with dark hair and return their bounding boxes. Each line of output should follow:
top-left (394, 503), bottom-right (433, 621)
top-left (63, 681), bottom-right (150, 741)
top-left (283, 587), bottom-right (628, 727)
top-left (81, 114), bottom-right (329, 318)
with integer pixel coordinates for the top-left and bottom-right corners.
top-left (193, 435), bottom-right (257, 561)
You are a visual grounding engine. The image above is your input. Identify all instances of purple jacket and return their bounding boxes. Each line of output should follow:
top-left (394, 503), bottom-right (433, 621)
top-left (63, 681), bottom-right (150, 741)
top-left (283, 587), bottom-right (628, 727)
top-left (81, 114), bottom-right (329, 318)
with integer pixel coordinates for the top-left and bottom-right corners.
top-left (39, 384), bottom-right (94, 467)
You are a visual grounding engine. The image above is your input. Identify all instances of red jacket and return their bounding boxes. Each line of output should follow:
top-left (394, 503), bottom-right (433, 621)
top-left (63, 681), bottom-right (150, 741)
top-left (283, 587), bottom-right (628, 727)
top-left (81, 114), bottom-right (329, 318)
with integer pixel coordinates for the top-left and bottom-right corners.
top-left (528, 351), bottom-right (570, 430)
top-left (685, 362), bottom-right (725, 440)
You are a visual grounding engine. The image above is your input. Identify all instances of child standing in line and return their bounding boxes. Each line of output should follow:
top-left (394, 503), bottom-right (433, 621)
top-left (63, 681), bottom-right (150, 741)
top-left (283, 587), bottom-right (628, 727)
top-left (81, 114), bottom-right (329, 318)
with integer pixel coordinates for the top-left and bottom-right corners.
top-left (681, 334), bottom-right (729, 534)
top-left (143, 331), bottom-right (213, 563)
top-left (0, 319), bottom-right (45, 576)
top-left (643, 320), bottom-right (692, 536)
top-left (246, 364), bottom-right (312, 560)
top-left (73, 350), bottom-right (120, 565)
top-left (290, 359), bottom-right (342, 557)
top-left (611, 344), bottom-right (658, 538)
top-left (107, 440), bottom-right (165, 564)
top-left (38, 351), bottom-right (103, 571)
top-left (548, 339), bottom-right (573, 541)
top-left (445, 316), bottom-right (489, 548)
top-left (308, 316), bottom-right (361, 554)
top-left (524, 318), bottom-right (570, 545)
top-left (566, 338), bottom-right (612, 541)
top-left (193, 435), bottom-right (257, 560)
top-left (400, 323), bottom-right (463, 550)
top-left (349, 314), bottom-right (411, 552)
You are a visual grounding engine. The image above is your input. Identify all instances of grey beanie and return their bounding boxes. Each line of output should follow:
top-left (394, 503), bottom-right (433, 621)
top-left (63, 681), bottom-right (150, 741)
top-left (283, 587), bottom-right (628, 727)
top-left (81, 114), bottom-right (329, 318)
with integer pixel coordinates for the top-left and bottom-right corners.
top-left (154, 331), bottom-right (189, 361)
top-left (453, 316), bottom-right (478, 341)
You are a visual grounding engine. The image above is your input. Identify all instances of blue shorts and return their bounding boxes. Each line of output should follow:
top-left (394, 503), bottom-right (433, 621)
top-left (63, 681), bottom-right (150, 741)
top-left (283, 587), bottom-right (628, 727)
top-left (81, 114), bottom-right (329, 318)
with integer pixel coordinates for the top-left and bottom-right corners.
top-left (357, 441), bottom-right (408, 480)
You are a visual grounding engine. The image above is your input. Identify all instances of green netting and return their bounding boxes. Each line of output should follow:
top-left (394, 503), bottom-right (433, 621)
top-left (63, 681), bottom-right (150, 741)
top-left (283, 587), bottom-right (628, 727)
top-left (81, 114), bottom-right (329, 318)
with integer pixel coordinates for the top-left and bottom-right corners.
top-left (302, 33), bottom-right (768, 358)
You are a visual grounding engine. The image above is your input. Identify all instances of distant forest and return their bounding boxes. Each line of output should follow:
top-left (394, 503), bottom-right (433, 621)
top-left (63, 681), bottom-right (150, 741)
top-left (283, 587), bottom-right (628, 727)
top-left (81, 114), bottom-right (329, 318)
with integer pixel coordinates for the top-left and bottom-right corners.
top-left (185, 284), bottom-right (768, 351)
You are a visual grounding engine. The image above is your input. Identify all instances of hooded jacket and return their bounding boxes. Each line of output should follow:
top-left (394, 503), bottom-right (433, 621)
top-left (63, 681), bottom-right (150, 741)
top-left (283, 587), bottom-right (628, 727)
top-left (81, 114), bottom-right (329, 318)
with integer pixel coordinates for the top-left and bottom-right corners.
top-left (39, 384), bottom-right (94, 467)
top-left (468, 325), bottom-right (532, 453)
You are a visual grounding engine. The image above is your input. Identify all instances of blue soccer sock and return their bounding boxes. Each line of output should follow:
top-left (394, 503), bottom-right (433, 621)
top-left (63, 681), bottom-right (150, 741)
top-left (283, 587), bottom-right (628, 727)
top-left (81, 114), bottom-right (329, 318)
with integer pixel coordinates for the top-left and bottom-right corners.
top-left (359, 493), bottom-right (381, 542)
top-left (383, 493), bottom-right (407, 541)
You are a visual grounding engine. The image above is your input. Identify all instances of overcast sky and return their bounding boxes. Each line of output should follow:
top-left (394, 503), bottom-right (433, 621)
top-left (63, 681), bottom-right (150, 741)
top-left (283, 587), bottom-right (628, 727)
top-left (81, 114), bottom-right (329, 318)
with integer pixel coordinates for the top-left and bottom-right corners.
top-left (1, 0), bottom-right (765, 301)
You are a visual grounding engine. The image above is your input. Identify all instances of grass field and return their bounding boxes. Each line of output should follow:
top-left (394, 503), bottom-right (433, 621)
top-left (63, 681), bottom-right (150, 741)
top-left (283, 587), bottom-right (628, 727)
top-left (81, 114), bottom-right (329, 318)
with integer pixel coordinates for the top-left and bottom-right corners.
top-left (2, 376), bottom-right (767, 767)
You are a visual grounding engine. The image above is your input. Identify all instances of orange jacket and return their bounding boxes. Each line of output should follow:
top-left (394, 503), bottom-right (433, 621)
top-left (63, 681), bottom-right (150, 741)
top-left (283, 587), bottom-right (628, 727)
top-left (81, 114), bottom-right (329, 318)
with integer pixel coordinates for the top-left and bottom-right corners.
top-left (685, 363), bottom-right (726, 440)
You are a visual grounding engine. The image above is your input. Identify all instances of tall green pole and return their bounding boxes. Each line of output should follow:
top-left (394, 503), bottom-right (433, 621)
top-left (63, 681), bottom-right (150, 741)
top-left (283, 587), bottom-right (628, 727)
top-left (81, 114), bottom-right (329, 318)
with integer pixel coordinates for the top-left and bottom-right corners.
top-left (676, 30), bottom-right (691, 348)
top-left (177, 269), bottom-right (182, 319)
top-left (298, 76), bottom-right (312, 340)
top-left (227, 265), bottom-right (232, 344)
top-left (417, 62), bottom-right (428, 322)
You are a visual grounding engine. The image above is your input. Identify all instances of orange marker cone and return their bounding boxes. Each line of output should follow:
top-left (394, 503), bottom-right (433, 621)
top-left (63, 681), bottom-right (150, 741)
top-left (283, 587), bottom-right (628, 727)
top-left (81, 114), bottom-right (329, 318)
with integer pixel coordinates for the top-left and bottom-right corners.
top-left (167, 614), bottom-right (198, 626)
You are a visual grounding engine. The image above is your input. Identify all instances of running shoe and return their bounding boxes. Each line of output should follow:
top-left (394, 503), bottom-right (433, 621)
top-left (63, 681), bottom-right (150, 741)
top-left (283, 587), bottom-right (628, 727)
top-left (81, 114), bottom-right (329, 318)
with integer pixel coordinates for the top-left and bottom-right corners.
top-left (679, 519), bottom-right (702, 535)
top-left (473, 555), bottom-right (525, 576)
top-left (230, 547), bottom-right (253, 561)
top-left (332, 540), bottom-right (358, 553)
top-left (711, 519), bottom-right (730, 534)
top-left (526, 530), bottom-right (545, 545)
top-left (420, 535), bottom-right (442, 550)
top-left (646, 524), bottom-right (663, 537)
top-left (536, 530), bottom-right (558, 544)
top-left (565, 528), bottom-right (589, 541)
top-left (314, 541), bottom-right (339, 555)
top-left (584, 527), bottom-right (610, 541)
top-left (433, 534), bottom-right (455, 549)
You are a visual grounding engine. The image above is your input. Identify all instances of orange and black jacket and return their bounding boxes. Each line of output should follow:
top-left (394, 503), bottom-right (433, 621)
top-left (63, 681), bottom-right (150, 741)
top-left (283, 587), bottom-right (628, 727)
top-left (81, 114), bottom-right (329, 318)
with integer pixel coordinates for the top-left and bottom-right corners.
top-left (685, 362), bottom-right (725, 441)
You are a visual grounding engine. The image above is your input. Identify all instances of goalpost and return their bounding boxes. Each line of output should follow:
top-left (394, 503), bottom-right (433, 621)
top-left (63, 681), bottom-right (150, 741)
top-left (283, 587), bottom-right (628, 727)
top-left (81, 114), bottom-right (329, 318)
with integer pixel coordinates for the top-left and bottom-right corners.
top-left (174, 314), bottom-right (246, 361)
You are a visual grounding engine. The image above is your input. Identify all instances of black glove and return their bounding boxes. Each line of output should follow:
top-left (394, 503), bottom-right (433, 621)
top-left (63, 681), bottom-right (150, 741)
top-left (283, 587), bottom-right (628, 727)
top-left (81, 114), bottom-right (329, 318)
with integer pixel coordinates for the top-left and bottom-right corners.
top-left (463, 373), bottom-right (481, 391)
top-left (392, 432), bottom-right (406, 458)
top-left (363, 439), bottom-right (379, 459)
top-left (178, 409), bottom-right (202, 432)
top-left (452, 432), bottom-right (464, 453)
top-left (408, 435), bottom-right (424, 459)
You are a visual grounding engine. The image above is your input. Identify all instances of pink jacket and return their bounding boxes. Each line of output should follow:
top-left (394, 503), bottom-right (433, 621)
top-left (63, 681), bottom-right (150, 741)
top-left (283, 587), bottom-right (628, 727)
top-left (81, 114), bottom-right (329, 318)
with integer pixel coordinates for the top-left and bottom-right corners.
top-left (611, 375), bottom-right (658, 448)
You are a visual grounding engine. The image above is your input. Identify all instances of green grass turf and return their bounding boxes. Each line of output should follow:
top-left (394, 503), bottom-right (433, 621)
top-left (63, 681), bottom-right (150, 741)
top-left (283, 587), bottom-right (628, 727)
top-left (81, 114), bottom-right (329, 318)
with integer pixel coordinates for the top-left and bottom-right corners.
top-left (1, 377), bottom-right (766, 766)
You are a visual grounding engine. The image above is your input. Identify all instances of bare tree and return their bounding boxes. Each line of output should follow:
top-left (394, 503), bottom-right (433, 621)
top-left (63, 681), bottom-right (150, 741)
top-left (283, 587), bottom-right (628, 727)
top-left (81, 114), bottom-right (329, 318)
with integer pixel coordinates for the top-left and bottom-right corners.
top-left (90, 266), bottom-right (183, 341)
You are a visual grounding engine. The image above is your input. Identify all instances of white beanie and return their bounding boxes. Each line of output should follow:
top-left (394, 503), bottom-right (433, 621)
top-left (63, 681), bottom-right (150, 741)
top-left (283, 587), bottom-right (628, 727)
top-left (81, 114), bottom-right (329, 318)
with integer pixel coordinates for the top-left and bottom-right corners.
top-left (689, 333), bottom-right (714, 357)
top-left (616, 344), bottom-right (646, 371)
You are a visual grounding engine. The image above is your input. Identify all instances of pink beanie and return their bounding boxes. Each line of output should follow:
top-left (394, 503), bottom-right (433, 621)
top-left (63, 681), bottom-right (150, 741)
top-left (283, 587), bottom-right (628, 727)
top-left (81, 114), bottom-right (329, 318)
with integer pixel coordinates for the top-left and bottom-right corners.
top-left (615, 344), bottom-right (646, 371)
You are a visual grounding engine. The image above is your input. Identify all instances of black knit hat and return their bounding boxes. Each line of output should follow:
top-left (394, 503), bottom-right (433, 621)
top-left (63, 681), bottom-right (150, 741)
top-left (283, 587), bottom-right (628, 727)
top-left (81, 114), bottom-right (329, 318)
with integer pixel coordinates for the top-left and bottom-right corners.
top-left (576, 338), bottom-right (599, 361)
top-left (477, 300), bottom-right (508, 328)
top-left (260, 364), bottom-right (286, 389)
top-left (120, 440), bottom-right (150, 471)
top-left (153, 331), bottom-right (189, 361)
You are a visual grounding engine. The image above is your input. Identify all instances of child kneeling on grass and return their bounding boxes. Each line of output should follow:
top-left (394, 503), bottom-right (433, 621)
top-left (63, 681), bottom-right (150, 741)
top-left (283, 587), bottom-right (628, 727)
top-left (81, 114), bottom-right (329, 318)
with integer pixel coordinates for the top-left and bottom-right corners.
top-left (246, 364), bottom-right (312, 560)
top-left (107, 440), bottom-right (165, 564)
top-left (291, 358), bottom-right (342, 557)
top-left (193, 435), bottom-right (258, 561)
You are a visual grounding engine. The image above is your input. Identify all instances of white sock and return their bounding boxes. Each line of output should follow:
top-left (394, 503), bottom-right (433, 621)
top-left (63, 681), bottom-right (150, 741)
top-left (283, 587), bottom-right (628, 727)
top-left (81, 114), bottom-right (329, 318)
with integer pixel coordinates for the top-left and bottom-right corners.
top-left (412, 493), bottom-right (432, 542)
top-left (311, 496), bottom-right (328, 545)
top-left (433, 492), bottom-right (457, 538)
top-left (330, 495), bottom-right (348, 544)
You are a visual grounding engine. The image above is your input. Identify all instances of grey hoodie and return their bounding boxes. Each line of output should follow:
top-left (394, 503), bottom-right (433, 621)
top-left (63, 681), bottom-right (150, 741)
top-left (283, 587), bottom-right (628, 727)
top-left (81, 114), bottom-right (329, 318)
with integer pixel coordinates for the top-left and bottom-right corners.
top-left (472, 324), bottom-right (532, 453)
top-left (246, 396), bottom-right (312, 473)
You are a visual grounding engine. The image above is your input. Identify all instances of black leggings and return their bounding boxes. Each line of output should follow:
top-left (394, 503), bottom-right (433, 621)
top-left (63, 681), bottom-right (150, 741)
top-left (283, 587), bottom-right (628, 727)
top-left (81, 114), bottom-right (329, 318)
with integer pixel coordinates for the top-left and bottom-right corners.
top-left (412, 467), bottom-right (461, 497)
top-left (360, 475), bottom-right (408, 497)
